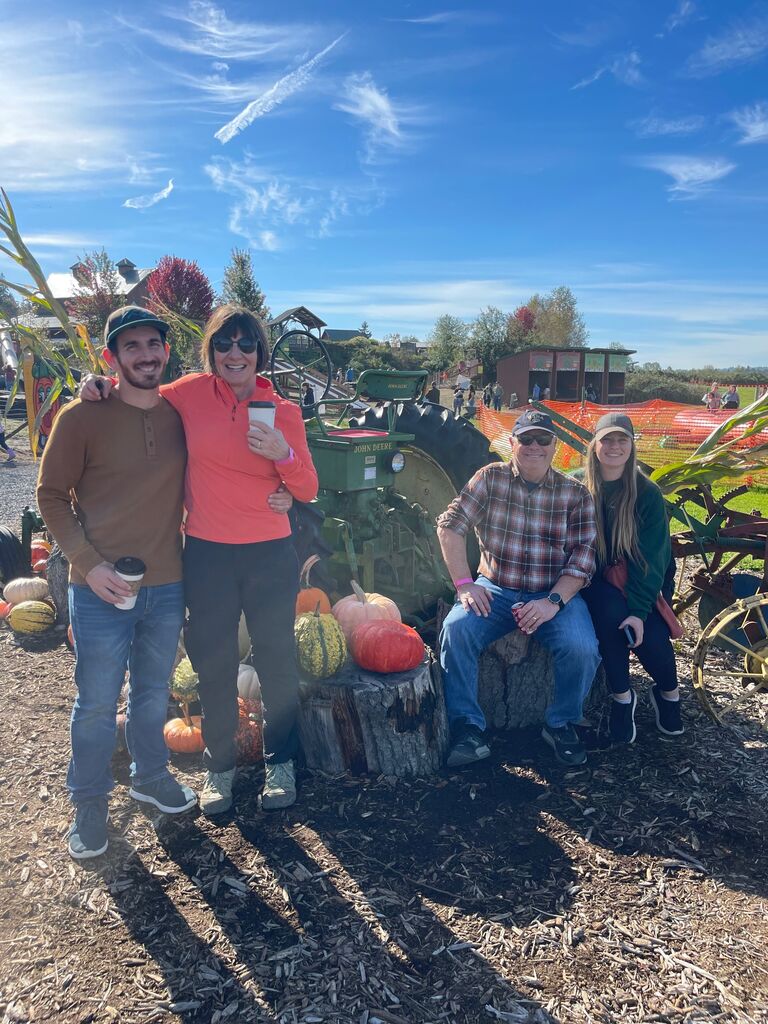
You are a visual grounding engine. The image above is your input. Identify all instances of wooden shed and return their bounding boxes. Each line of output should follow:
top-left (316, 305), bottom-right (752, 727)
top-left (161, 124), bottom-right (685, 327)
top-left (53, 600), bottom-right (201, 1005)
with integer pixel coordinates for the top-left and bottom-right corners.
top-left (495, 347), bottom-right (635, 406)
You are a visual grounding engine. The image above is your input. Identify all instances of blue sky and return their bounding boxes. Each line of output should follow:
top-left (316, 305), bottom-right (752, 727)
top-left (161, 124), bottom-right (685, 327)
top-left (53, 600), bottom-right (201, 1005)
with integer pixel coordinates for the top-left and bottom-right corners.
top-left (1, 0), bottom-right (767, 367)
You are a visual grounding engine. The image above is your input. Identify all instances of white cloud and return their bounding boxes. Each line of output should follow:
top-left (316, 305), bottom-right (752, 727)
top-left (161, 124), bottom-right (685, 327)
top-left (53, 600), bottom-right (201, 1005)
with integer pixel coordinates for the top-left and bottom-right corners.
top-left (123, 179), bottom-right (175, 210)
top-left (335, 73), bottom-right (409, 162)
top-left (639, 155), bottom-right (736, 198)
top-left (630, 113), bottom-right (705, 137)
top-left (215, 33), bottom-right (346, 144)
top-left (24, 234), bottom-right (99, 249)
top-left (686, 13), bottom-right (768, 76)
top-left (573, 51), bottom-right (643, 90)
top-left (662, 0), bottom-right (697, 35)
top-left (729, 102), bottom-right (768, 144)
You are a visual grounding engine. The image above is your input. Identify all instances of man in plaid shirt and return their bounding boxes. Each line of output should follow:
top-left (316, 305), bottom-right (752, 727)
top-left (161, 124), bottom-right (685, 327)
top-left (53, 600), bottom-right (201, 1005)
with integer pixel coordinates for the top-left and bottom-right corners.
top-left (437, 409), bottom-right (600, 768)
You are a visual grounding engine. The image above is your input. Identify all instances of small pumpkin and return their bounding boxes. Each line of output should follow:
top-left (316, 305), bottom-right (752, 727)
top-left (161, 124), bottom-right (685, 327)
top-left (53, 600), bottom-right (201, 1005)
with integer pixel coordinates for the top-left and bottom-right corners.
top-left (350, 620), bottom-right (425, 674)
top-left (33, 559), bottom-right (48, 575)
top-left (3, 576), bottom-right (49, 606)
top-left (30, 540), bottom-right (51, 563)
top-left (236, 697), bottom-right (263, 764)
top-left (164, 713), bottom-right (205, 753)
top-left (332, 581), bottom-right (401, 641)
top-left (172, 657), bottom-right (199, 703)
top-left (0, 600), bottom-right (11, 621)
top-left (237, 663), bottom-right (261, 703)
top-left (295, 555), bottom-right (331, 616)
top-left (8, 599), bottom-right (56, 634)
top-left (295, 607), bottom-right (347, 679)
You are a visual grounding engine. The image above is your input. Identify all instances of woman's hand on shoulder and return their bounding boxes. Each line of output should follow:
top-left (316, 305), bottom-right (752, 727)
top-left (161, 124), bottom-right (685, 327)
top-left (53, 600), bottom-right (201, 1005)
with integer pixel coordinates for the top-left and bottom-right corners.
top-left (79, 374), bottom-right (112, 401)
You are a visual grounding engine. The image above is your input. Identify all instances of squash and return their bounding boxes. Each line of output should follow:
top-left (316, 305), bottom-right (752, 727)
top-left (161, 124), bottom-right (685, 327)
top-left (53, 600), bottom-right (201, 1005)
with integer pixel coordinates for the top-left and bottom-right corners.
top-left (172, 657), bottom-right (199, 703)
top-left (3, 576), bottom-right (49, 606)
top-left (295, 607), bottom-right (347, 679)
top-left (164, 713), bottom-right (205, 753)
top-left (237, 663), bottom-right (261, 703)
top-left (33, 559), bottom-right (48, 575)
top-left (295, 555), bottom-right (331, 616)
top-left (30, 540), bottom-right (51, 563)
top-left (7, 599), bottom-right (56, 634)
top-left (0, 600), bottom-right (11, 621)
top-left (350, 620), bottom-right (425, 674)
top-left (236, 697), bottom-right (263, 764)
top-left (332, 581), bottom-right (401, 641)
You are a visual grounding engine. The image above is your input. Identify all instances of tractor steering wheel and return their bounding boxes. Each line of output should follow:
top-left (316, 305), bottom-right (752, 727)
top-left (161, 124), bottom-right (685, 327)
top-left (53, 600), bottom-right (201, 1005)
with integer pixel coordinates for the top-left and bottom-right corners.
top-left (270, 330), bottom-right (333, 405)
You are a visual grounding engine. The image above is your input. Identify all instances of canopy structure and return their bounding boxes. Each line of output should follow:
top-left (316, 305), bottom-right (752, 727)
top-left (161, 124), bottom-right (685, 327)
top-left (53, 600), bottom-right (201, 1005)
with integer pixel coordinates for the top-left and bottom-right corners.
top-left (267, 306), bottom-right (327, 340)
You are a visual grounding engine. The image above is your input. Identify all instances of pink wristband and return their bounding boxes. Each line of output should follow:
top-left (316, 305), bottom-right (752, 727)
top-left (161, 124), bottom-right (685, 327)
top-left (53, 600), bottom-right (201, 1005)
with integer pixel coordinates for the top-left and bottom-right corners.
top-left (454, 577), bottom-right (473, 589)
top-left (275, 446), bottom-right (295, 466)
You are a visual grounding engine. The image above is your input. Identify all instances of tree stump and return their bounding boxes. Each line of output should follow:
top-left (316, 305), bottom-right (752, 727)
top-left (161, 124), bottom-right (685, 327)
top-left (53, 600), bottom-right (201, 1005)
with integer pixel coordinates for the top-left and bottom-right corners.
top-left (46, 546), bottom-right (70, 626)
top-left (297, 654), bottom-right (448, 778)
top-left (477, 631), bottom-right (604, 729)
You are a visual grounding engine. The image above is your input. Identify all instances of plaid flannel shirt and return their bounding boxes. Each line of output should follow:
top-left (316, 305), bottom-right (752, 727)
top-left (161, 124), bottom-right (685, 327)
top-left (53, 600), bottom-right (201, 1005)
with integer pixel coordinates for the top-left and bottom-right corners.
top-left (436, 462), bottom-right (597, 592)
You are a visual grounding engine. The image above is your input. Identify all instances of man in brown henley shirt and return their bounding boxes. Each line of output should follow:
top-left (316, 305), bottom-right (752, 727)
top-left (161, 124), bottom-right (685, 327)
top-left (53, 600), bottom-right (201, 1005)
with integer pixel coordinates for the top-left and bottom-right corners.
top-left (37, 306), bottom-right (197, 860)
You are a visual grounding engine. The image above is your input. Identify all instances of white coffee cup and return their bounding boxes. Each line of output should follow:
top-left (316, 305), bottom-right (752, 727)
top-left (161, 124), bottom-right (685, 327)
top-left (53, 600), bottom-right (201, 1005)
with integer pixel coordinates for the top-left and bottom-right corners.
top-left (248, 401), bottom-right (276, 430)
top-left (114, 556), bottom-right (146, 611)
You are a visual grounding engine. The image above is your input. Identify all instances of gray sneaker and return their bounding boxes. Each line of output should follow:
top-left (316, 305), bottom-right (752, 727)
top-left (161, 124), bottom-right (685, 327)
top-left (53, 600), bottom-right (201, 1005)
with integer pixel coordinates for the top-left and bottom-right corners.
top-left (69, 798), bottom-right (109, 860)
top-left (129, 775), bottom-right (197, 814)
top-left (200, 768), bottom-right (236, 815)
top-left (261, 761), bottom-right (296, 810)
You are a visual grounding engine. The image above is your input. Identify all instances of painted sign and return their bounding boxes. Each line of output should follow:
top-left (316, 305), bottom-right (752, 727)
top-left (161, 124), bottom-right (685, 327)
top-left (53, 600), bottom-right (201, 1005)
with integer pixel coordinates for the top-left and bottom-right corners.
top-left (609, 353), bottom-right (628, 372)
top-left (584, 353), bottom-right (604, 372)
top-left (556, 351), bottom-right (580, 371)
top-left (528, 352), bottom-right (553, 371)
top-left (23, 352), bottom-right (62, 456)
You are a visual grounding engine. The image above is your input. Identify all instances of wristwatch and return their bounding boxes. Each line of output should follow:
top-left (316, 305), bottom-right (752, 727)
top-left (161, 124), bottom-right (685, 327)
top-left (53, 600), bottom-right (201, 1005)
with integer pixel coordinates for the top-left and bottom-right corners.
top-left (547, 592), bottom-right (564, 611)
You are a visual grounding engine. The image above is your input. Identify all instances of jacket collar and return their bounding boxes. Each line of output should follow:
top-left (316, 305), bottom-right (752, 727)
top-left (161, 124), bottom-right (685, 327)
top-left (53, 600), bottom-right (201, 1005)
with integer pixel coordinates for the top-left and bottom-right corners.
top-left (508, 461), bottom-right (557, 489)
top-left (213, 373), bottom-right (276, 406)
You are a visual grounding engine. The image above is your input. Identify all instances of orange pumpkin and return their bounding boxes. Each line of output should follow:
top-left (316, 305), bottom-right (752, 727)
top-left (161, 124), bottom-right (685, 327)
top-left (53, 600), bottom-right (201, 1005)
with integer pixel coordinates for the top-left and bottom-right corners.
top-left (236, 698), bottom-right (263, 764)
top-left (332, 581), bottom-right (401, 642)
top-left (66, 624), bottom-right (74, 648)
top-left (33, 559), bottom-right (48, 575)
top-left (164, 714), bottom-right (205, 753)
top-left (350, 620), bottom-right (425, 674)
top-left (295, 555), bottom-right (331, 616)
top-left (30, 540), bottom-right (51, 563)
top-left (0, 600), bottom-right (11, 621)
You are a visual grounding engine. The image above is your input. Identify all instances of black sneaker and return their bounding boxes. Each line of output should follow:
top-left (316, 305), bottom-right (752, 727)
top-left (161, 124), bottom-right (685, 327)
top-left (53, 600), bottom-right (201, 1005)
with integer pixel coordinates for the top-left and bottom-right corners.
top-left (541, 723), bottom-right (587, 766)
top-left (608, 691), bottom-right (637, 745)
top-left (129, 774), bottom-right (197, 814)
top-left (649, 685), bottom-right (684, 736)
top-left (68, 797), bottom-right (109, 860)
top-left (446, 722), bottom-right (490, 768)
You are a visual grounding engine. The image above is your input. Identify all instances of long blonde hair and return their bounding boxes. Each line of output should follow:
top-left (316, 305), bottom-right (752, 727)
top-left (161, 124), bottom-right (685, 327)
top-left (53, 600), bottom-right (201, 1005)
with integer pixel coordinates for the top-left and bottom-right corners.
top-left (584, 438), bottom-right (645, 569)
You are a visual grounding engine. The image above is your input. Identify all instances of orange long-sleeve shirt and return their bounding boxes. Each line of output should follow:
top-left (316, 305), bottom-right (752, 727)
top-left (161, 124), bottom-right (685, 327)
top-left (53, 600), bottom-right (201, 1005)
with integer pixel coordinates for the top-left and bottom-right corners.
top-left (160, 373), bottom-right (319, 545)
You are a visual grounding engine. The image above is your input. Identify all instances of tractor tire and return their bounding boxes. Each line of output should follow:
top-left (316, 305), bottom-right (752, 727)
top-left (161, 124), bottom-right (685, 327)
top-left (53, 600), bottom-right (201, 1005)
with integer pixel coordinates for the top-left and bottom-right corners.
top-left (0, 527), bottom-right (30, 588)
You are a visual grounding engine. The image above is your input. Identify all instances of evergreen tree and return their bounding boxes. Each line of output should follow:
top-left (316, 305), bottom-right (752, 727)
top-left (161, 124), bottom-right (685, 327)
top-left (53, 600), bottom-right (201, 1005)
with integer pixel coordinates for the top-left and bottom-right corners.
top-left (220, 248), bottom-right (270, 320)
top-left (358, 320), bottom-right (372, 338)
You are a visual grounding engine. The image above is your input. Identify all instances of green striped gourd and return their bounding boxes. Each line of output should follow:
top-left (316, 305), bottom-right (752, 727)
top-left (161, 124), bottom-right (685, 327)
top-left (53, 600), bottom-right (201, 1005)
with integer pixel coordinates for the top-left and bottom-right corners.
top-left (294, 607), bottom-right (347, 679)
top-left (8, 600), bottom-right (55, 634)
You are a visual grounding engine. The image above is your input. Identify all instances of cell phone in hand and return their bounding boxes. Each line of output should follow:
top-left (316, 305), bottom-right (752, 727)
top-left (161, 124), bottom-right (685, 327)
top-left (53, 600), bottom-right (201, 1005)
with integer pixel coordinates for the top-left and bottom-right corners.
top-left (623, 624), bottom-right (636, 647)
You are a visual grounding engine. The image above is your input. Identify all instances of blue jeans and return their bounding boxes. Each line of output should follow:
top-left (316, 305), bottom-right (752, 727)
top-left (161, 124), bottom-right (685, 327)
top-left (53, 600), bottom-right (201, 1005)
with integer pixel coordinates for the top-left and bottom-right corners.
top-left (67, 582), bottom-right (184, 805)
top-left (440, 577), bottom-right (600, 731)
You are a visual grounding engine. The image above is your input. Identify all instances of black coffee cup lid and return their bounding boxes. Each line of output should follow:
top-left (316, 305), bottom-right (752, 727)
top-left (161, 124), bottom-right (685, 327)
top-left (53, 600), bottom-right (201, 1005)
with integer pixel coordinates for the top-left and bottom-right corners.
top-left (248, 400), bottom-right (275, 408)
top-left (114, 556), bottom-right (146, 575)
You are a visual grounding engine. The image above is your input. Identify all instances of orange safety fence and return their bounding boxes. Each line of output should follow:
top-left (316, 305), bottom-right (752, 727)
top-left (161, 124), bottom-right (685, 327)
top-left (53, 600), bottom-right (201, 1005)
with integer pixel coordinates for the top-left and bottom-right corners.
top-left (477, 400), bottom-right (768, 483)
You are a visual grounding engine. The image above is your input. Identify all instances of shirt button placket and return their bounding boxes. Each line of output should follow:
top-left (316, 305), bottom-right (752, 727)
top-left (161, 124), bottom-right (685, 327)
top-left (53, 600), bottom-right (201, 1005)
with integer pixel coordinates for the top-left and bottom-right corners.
top-left (144, 413), bottom-right (156, 459)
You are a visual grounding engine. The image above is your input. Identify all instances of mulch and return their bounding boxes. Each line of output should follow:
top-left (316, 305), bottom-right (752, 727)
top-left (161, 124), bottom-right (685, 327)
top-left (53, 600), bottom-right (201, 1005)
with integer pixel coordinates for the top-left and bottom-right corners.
top-left (0, 624), bottom-right (767, 1024)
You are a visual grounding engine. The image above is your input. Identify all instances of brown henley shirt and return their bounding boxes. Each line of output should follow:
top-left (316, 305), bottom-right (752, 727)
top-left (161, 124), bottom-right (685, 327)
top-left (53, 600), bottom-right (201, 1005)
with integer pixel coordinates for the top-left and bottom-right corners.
top-left (36, 393), bottom-right (187, 587)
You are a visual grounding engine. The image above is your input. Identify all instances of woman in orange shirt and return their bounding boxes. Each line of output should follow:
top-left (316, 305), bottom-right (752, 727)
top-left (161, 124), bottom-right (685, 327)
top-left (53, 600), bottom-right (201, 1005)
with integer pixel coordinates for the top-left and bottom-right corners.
top-left (85, 305), bottom-right (318, 816)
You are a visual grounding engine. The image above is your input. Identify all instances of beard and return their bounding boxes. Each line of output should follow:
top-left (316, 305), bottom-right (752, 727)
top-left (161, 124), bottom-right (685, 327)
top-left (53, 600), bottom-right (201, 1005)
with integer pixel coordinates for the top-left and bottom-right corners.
top-left (114, 357), bottom-right (166, 390)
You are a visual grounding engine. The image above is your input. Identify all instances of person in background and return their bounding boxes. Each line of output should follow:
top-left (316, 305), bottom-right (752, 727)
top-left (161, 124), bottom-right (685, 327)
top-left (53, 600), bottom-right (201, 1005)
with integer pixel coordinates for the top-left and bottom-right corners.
top-left (580, 413), bottom-right (683, 744)
top-left (1, 426), bottom-right (16, 462)
top-left (543, 385), bottom-right (551, 400)
top-left (301, 381), bottom-right (316, 407)
top-left (425, 380), bottom-right (441, 404)
top-left (453, 385), bottom-right (465, 416)
top-left (508, 391), bottom-right (519, 409)
top-left (464, 389), bottom-right (477, 420)
top-left (492, 381), bottom-right (503, 412)
top-left (531, 382), bottom-right (541, 401)
top-left (482, 383), bottom-right (492, 407)
top-left (4, 363), bottom-right (16, 389)
top-left (703, 390), bottom-right (721, 413)
top-left (721, 385), bottom-right (740, 411)
top-left (335, 367), bottom-right (343, 385)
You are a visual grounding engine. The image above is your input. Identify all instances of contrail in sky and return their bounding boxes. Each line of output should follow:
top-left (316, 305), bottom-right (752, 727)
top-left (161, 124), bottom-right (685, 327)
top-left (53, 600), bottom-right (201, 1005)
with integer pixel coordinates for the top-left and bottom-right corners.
top-left (123, 179), bottom-right (174, 209)
top-left (215, 34), bottom-right (346, 144)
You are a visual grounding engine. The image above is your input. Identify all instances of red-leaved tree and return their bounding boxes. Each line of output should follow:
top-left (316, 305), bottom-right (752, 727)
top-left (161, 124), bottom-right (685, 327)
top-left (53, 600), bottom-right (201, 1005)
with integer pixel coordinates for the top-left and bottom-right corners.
top-left (513, 305), bottom-right (535, 333)
top-left (146, 256), bottom-right (215, 375)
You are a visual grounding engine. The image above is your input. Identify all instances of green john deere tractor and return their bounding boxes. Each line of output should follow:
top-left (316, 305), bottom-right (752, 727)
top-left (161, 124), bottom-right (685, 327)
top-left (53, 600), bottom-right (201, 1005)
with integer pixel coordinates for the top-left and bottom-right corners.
top-left (269, 333), bottom-right (499, 630)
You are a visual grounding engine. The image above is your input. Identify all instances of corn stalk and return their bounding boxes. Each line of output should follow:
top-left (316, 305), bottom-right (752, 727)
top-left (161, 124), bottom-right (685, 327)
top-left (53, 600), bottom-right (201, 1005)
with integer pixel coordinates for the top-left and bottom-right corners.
top-left (0, 188), bottom-right (105, 455)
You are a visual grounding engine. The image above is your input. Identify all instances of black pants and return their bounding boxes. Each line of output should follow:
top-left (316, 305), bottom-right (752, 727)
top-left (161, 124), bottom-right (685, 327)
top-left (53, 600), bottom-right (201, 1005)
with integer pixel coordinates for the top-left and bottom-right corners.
top-left (582, 575), bottom-right (678, 695)
top-left (183, 536), bottom-right (299, 772)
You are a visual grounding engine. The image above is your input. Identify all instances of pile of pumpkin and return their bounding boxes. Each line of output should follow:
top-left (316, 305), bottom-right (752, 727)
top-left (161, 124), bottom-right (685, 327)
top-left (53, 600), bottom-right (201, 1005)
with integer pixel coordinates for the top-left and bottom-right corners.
top-left (294, 558), bottom-right (425, 680)
top-left (0, 542), bottom-right (57, 635)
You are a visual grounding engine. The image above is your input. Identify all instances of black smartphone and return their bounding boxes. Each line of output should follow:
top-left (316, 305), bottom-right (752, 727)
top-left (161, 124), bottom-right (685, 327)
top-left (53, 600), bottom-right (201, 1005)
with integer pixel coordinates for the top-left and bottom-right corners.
top-left (623, 624), bottom-right (636, 647)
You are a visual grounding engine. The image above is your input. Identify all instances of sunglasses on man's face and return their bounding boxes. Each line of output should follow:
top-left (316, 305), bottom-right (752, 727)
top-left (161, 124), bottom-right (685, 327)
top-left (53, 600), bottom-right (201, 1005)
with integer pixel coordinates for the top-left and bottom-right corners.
top-left (517, 432), bottom-right (555, 446)
top-left (212, 334), bottom-right (259, 354)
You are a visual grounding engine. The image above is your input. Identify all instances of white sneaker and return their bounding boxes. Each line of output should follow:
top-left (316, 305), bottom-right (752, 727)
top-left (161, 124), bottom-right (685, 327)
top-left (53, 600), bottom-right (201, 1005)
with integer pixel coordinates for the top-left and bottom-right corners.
top-left (261, 761), bottom-right (296, 810)
top-left (199, 768), bottom-right (236, 815)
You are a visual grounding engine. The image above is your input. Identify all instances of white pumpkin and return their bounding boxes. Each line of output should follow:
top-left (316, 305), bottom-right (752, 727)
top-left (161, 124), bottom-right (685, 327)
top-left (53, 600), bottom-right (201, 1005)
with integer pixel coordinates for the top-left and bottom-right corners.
top-left (237, 663), bottom-right (261, 702)
top-left (3, 576), bottom-right (49, 606)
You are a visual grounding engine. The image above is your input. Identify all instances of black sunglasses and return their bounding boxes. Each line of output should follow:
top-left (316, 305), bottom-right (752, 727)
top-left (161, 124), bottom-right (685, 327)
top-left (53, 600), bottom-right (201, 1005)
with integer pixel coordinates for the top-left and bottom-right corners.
top-left (517, 432), bottom-right (555, 446)
top-left (212, 334), bottom-right (259, 354)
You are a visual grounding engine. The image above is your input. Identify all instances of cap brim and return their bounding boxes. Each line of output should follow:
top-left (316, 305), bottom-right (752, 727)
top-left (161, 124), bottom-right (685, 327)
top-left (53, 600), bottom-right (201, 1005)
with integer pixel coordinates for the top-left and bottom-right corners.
top-left (106, 318), bottom-right (169, 344)
top-left (513, 425), bottom-right (555, 436)
top-left (594, 426), bottom-right (633, 442)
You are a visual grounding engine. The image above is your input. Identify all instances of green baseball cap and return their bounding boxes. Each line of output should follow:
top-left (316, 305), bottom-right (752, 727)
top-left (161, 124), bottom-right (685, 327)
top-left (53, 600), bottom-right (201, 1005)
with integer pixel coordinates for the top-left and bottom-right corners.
top-left (104, 305), bottom-right (170, 347)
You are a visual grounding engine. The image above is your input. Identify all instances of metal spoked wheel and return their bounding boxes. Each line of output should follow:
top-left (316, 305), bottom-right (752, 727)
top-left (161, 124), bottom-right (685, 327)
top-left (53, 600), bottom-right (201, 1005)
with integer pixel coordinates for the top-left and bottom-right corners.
top-left (270, 330), bottom-right (332, 404)
top-left (692, 593), bottom-right (768, 727)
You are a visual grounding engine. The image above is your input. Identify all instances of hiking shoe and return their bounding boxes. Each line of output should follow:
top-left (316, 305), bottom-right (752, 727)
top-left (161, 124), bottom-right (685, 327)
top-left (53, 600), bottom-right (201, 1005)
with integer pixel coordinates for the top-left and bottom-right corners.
top-left (199, 769), bottom-right (236, 815)
top-left (261, 761), bottom-right (297, 810)
top-left (68, 798), bottom-right (109, 860)
top-left (649, 685), bottom-right (685, 736)
top-left (608, 691), bottom-right (637, 745)
top-left (129, 775), bottom-right (197, 814)
top-left (541, 723), bottom-right (587, 766)
top-left (446, 723), bottom-right (490, 768)
top-left (5, 448), bottom-right (16, 462)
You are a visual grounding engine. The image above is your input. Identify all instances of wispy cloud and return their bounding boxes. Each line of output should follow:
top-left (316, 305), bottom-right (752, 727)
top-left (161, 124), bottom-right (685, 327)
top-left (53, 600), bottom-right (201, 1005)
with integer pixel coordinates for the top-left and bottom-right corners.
top-left (25, 233), bottom-right (99, 249)
top-left (685, 12), bottom-right (768, 76)
top-left (630, 113), bottom-right (705, 137)
top-left (729, 101), bottom-right (768, 144)
top-left (660, 0), bottom-right (697, 36)
top-left (215, 33), bottom-right (345, 144)
top-left (639, 156), bottom-right (736, 199)
top-left (123, 179), bottom-right (175, 210)
top-left (335, 73), bottom-right (411, 162)
top-left (116, 1), bottom-right (309, 62)
top-left (551, 19), bottom-right (619, 48)
top-left (573, 51), bottom-right (643, 90)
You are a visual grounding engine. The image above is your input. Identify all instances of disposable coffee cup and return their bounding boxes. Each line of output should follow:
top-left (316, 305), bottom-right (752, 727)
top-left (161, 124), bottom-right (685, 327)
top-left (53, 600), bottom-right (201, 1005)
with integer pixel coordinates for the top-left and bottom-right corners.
top-left (114, 556), bottom-right (146, 611)
top-left (248, 401), bottom-right (276, 430)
